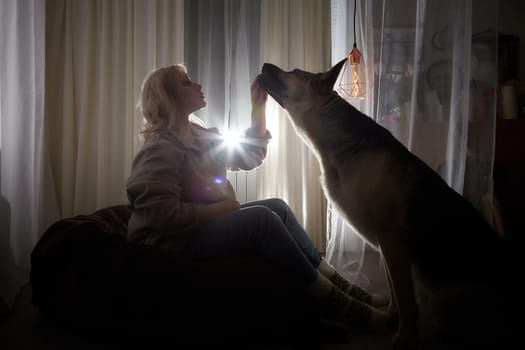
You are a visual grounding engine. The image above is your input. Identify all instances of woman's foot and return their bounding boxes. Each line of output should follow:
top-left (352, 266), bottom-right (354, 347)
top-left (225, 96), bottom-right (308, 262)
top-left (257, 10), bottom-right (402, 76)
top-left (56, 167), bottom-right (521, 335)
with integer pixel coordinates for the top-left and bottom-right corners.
top-left (318, 260), bottom-right (390, 308)
top-left (312, 273), bottom-right (393, 334)
top-left (328, 271), bottom-right (390, 307)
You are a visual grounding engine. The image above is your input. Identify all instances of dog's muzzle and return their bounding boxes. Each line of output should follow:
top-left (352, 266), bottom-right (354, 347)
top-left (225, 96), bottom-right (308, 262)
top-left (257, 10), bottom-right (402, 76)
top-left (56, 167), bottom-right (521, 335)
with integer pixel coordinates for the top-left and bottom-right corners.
top-left (260, 64), bottom-right (286, 107)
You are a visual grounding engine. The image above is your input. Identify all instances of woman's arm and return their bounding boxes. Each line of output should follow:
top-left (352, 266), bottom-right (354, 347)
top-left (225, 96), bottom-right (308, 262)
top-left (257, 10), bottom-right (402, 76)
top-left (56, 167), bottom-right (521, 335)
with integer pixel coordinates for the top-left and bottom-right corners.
top-left (127, 137), bottom-right (239, 241)
top-left (247, 75), bottom-right (268, 137)
top-left (221, 76), bottom-right (271, 171)
top-left (193, 198), bottom-right (240, 223)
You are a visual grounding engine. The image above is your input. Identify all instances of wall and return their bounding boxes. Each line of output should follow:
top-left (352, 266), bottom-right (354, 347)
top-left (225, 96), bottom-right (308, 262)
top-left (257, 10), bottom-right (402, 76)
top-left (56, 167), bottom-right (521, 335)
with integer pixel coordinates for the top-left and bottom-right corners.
top-left (499, 0), bottom-right (525, 83)
top-left (494, 0), bottom-right (525, 238)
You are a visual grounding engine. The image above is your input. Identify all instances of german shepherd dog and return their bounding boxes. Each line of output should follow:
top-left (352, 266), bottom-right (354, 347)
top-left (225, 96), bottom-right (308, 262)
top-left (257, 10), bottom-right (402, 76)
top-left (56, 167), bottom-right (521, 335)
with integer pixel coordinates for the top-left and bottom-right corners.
top-left (259, 59), bottom-right (516, 348)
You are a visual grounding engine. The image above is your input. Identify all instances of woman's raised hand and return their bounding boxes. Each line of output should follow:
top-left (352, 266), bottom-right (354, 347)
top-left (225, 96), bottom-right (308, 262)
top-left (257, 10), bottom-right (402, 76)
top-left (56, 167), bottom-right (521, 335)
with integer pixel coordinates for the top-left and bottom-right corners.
top-left (249, 75), bottom-right (268, 137)
top-left (251, 75), bottom-right (268, 111)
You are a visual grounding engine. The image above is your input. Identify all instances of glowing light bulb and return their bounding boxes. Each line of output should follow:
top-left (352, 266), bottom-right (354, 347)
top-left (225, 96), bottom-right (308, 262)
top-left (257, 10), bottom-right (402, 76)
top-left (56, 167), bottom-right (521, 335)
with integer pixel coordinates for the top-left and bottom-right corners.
top-left (337, 46), bottom-right (366, 100)
top-left (351, 63), bottom-right (360, 97)
top-left (349, 46), bottom-right (364, 99)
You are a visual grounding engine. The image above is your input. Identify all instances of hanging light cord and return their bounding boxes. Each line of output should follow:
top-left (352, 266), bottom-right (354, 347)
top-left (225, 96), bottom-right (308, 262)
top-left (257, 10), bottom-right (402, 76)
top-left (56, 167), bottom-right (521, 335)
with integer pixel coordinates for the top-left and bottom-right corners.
top-left (353, 0), bottom-right (357, 48)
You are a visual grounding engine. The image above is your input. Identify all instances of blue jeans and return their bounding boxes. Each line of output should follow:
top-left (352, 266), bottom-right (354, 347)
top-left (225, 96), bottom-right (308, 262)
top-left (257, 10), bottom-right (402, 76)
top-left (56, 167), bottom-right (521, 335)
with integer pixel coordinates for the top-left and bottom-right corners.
top-left (182, 198), bottom-right (322, 286)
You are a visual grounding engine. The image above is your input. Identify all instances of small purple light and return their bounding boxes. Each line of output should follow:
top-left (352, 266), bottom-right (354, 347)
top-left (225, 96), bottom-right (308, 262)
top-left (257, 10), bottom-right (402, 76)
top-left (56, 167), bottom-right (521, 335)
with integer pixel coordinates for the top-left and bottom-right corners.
top-left (214, 177), bottom-right (224, 184)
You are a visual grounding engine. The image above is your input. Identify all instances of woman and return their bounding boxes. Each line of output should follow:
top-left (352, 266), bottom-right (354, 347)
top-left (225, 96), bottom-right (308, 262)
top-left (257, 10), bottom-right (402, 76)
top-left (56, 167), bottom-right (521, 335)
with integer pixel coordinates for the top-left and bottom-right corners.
top-left (126, 64), bottom-right (391, 332)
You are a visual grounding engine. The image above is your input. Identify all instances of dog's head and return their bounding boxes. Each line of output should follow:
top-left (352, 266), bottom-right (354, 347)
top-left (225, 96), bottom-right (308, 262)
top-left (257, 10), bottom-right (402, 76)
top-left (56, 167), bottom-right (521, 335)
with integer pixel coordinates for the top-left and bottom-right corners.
top-left (259, 59), bottom-right (347, 127)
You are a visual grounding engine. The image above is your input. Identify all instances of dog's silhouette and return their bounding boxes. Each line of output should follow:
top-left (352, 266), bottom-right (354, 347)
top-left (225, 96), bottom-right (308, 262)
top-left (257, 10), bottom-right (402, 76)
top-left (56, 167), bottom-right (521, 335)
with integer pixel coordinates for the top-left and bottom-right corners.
top-left (259, 59), bottom-right (517, 349)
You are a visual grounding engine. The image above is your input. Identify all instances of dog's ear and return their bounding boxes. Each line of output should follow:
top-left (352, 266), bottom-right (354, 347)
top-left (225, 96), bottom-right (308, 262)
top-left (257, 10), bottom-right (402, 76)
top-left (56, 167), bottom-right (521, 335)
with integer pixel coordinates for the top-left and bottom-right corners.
top-left (320, 58), bottom-right (347, 91)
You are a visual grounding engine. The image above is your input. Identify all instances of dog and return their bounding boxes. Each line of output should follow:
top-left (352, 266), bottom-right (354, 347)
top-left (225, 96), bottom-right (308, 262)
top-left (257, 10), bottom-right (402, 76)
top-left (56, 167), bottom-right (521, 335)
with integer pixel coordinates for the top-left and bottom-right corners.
top-left (259, 59), bottom-right (516, 348)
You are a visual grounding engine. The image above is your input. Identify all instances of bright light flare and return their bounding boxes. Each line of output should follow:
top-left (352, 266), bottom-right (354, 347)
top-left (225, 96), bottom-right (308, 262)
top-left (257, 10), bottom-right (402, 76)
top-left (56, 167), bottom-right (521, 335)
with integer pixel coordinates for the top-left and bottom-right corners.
top-left (222, 130), bottom-right (242, 149)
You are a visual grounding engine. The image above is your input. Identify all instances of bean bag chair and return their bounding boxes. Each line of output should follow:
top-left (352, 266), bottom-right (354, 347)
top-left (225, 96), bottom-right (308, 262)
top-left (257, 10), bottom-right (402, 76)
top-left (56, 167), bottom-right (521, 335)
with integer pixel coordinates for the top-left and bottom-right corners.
top-left (30, 205), bottom-right (327, 347)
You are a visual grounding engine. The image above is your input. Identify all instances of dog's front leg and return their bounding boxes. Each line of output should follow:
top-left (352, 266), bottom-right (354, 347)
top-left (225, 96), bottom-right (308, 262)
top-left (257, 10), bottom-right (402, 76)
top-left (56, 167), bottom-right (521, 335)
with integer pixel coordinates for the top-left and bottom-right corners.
top-left (382, 254), bottom-right (398, 316)
top-left (379, 240), bottom-right (418, 350)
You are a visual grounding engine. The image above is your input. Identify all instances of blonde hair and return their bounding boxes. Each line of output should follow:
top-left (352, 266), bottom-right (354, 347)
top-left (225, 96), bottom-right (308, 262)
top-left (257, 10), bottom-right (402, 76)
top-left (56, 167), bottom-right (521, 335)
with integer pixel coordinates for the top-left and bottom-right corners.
top-left (137, 64), bottom-right (187, 140)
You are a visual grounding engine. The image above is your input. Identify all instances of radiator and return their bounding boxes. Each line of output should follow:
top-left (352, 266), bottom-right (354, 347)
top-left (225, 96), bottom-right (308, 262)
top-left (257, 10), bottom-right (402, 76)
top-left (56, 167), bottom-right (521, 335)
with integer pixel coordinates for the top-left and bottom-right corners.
top-left (227, 170), bottom-right (257, 204)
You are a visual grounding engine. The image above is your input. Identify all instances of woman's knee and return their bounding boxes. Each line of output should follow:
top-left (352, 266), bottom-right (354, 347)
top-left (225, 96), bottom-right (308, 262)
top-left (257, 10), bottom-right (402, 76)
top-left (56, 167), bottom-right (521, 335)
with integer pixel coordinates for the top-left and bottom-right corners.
top-left (241, 205), bottom-right (289, 235)
top-left (263, 198), bottom-right (291, 216)
top-left (241, 205), bottom-right (279, 223)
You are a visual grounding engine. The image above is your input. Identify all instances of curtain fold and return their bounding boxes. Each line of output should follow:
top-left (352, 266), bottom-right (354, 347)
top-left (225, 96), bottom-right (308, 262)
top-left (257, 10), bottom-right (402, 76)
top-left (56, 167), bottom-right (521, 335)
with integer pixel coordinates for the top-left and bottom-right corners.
top-left (328, 0), bottom-right (498, 293)
top-left (0, 0), bottom-right (50, 308)
top-left (183, 0), bottom-right (331, 248)
top-left (257, 0), bottom-right (331, 251)
top-left (45, 0), bottom-right (185, 218)
top-left (184, 0), bottom-right (261, 204)
top-left (184, 0), bottom-right (260, 133)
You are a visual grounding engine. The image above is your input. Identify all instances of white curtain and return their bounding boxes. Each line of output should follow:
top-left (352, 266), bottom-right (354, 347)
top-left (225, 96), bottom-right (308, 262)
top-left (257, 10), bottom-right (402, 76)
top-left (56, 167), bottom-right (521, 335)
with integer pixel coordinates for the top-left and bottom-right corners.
top-left (0, 0), bottom-right (53, 308)
top-left (45, 0), bottom-right (185, 218)
top-left (327, 0), bottom-right (498, 294)
top-left (182, 0), bottom-right (331, 249)
top-left (184, 0), bottom-right (261, 204)
top-left (0, 0), bottom-right (185, 309)
top-left (257, 0), bottom-right (331, 250)
top-left (180, 0), bottom-right (331, 248)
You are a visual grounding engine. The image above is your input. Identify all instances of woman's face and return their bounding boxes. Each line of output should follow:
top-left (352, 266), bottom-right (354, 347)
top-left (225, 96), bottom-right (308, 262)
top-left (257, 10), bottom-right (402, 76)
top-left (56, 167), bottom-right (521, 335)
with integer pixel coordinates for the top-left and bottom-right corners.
top-left (168, 67), bottom-right (206, 117)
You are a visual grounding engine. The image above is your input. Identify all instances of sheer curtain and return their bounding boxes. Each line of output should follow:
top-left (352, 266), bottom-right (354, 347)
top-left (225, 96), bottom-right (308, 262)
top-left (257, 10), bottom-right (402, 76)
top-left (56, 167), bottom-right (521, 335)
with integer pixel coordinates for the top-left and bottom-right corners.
top-left (257, 0), bottom-right (331, 250)
top-left (183, 0), bottom-right (330, 248)
top-left (0, 0), bottom-right (185, 309)
top-left (0, 0), bottom-right (52, 308)
top-left (182, 0), bottom-right (331, 248)
top-left (45, 0), bottom-right (185, 218)
top-left (184, 0), bottom-right (261, 204)
top-left (327, 0), bottom-right (498, 293)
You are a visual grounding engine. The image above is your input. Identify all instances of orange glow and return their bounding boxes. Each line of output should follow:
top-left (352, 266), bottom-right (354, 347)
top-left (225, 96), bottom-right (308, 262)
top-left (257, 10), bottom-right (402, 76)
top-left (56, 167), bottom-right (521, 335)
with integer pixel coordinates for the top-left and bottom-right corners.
top-left (349, 46), bottom-right (362, 65)
top-left (351, 63), bottom-right (360, 97)
top-left (349, 47), bottom-right (363, 98)
top-left (338, 46), bottom-right (366, 100)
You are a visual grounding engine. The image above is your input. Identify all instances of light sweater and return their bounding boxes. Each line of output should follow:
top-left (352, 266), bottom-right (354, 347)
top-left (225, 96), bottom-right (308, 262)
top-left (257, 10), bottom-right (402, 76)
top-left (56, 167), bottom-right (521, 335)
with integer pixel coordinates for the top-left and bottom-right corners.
top-left (126, 123), bottom-right (271, 252)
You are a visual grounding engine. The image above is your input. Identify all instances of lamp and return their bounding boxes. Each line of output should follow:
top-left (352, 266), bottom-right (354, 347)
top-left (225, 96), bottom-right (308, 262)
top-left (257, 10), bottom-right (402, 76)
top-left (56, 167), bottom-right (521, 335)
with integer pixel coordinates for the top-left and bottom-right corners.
top-left (338, 0), bottom-right (366, 100)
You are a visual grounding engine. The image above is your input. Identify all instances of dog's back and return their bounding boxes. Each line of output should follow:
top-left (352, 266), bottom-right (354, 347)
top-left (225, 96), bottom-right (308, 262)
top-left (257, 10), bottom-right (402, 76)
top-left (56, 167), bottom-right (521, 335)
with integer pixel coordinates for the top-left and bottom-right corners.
top-left (317, 96), bottom-right (507, 283)
top-left (314, 93), bottom-right (517, 343)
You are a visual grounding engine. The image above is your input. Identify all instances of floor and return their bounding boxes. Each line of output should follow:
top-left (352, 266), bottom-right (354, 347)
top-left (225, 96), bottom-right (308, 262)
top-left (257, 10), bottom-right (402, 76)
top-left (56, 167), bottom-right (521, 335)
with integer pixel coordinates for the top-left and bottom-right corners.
top-left (4, 239), bottom-right (518, 350)
top-left (2, 281), bottom-right (518, 350)
top-left (1, 284), bottom-right (395, 350)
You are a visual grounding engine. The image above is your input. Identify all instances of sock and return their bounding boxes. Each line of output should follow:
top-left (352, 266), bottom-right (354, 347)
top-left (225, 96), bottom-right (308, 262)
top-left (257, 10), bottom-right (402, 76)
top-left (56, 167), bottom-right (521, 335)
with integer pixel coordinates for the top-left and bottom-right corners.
top-left (309, 271), bottom-right (333, 298)
top-left (318, 259), bottom-right (390, 307)
top-left (310, 271), bottom-right (390, 332)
